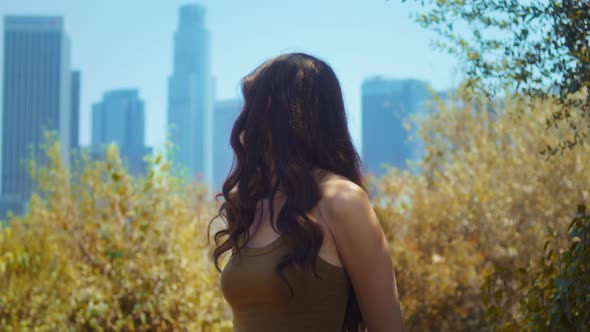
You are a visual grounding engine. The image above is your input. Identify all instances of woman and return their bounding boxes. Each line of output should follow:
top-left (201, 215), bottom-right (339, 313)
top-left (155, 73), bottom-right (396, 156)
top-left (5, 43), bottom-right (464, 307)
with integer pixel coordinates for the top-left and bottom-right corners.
top-left (210, 53), bottom-right (404, 332)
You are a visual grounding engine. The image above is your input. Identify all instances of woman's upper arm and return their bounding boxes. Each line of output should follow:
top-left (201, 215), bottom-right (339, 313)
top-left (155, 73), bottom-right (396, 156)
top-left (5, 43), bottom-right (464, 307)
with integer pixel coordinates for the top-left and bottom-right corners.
top-left (320, 181), bottom-right (404, 332)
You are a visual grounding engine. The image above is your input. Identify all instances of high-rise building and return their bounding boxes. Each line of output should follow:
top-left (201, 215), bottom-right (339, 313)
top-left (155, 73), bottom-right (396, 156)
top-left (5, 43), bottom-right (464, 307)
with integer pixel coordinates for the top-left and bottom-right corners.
top-left (91, 89), bottom-right (151, 176)
top-left (1, 16), bottom-right (72, 218)
top-left (70, 71), bottom-right (80, 151)
top-left (212, 99), bottom-right (241, 192)
top-left (361, 78), bottom-right (430, 177)
top-left (167, 4), bottom-right (214, 184)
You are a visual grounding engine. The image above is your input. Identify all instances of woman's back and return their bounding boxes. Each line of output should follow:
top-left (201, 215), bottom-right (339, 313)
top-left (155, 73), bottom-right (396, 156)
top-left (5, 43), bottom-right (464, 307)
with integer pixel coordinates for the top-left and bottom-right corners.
top-left (211, 53), bottom-right (404, 331)
top-left (221, 234), bottom-right (351, 332)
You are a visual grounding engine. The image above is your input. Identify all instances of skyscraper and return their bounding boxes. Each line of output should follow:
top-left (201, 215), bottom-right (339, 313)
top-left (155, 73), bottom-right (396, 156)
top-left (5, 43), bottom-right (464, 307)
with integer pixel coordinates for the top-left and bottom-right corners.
top-left (70, 71), bottom-right (80, 151)
top-left (361, 78), bottom-right (430, 177)
top-left (212, 98), bottom-right (242, 192)
top-left (1, 16), bottom-right (71, 218)
top-left (91, 89), bottom-right (151, 176)
top-left (167, 4), bottom-right (214, 184)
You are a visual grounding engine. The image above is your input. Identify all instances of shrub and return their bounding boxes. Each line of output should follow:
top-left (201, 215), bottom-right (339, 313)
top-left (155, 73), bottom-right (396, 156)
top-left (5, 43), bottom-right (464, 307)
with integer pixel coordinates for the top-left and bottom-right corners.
top-left (374, 92), bottom-right (590, 331)
top-left (484, 204), bottom-right (590, 331)
top-left (0, 142), bottom-right (231, 331)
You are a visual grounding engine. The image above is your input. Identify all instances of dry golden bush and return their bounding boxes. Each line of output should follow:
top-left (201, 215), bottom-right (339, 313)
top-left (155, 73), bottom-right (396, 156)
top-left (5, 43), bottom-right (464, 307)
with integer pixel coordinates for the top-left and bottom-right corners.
top-left (373, 92), bottom-right (590, 331)
top-left (0, 142), bottom-right (231, 331)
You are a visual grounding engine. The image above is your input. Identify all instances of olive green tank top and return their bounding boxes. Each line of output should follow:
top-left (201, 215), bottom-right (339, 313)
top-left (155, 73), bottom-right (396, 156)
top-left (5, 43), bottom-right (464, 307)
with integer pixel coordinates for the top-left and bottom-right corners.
top-left (220, 235), bottom-right (351, 332)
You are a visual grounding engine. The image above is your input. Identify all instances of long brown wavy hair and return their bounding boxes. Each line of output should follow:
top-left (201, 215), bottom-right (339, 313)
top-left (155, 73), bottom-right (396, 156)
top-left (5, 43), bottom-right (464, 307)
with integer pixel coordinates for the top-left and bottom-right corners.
top-left (210, 53), bottom-right (367, 331)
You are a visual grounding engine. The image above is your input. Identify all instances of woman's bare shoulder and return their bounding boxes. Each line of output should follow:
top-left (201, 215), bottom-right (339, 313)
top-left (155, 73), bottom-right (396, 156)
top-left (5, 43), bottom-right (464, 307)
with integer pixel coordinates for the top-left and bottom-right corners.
top-left (313, 169), bottom-right (370, 226)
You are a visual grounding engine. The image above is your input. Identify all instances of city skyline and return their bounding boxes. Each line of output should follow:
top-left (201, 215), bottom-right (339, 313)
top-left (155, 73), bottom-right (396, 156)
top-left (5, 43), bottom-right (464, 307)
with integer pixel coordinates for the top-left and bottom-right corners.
top-left (168, 4), bottom-right (214, 183)
top-left (70, 70), bottom-right (80, 150)
top-left (0, 16), bottom-right (73, 218)
top-left (92, 89), bottom-right (146, 148)
top-left (213, 98), bottom-right (241, 191)
top-left (0, 0), bottom-right (460, 152)
top-left (91, 88), bottom-right (151, 176)
top-left (362, 77), bottom-right (431, 177)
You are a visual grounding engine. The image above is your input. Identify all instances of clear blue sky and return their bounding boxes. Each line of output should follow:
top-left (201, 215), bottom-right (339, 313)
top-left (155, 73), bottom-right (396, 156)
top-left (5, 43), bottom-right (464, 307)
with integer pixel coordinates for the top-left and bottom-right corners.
top-left (0, 0), bottom-right (460, 150)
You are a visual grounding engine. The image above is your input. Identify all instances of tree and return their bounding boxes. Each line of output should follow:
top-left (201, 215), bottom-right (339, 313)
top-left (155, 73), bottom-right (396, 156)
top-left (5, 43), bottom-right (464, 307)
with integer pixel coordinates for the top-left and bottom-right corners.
top-left (403, 0), bottom-right (590, 152)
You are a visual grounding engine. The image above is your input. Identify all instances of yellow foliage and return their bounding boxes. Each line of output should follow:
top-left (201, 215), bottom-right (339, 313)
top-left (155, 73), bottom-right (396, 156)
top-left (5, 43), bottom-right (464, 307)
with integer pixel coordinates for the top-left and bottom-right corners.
top-left (0, 143), bottom-right (231, 331)
top-left (373, 93), bottom-right (590, 331)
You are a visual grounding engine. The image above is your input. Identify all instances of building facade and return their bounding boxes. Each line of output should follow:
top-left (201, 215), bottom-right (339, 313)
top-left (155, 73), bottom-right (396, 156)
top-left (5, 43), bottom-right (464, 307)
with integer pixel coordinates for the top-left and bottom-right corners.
top-left (167, 4), bottom-right (214, 184)
top-left (70, 71), bottom-right (80, 151)
top-left (212, 98), bottom-right (242, 192)
top-left (1, 16), bottom-right (71, 218)
top-left (361, 78), bottom-right (430, 177)
top-left (91, 89), bottom-right (151, 176)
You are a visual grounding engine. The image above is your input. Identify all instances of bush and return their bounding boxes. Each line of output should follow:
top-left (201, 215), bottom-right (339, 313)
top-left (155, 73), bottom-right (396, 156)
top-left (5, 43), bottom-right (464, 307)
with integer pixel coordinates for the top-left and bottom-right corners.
top-left (484, 204), bottom-right (590, 331)
top-left (374, 92), bottom-right (590, 331)
top-left (0, 142), bottom-right (231, 331)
